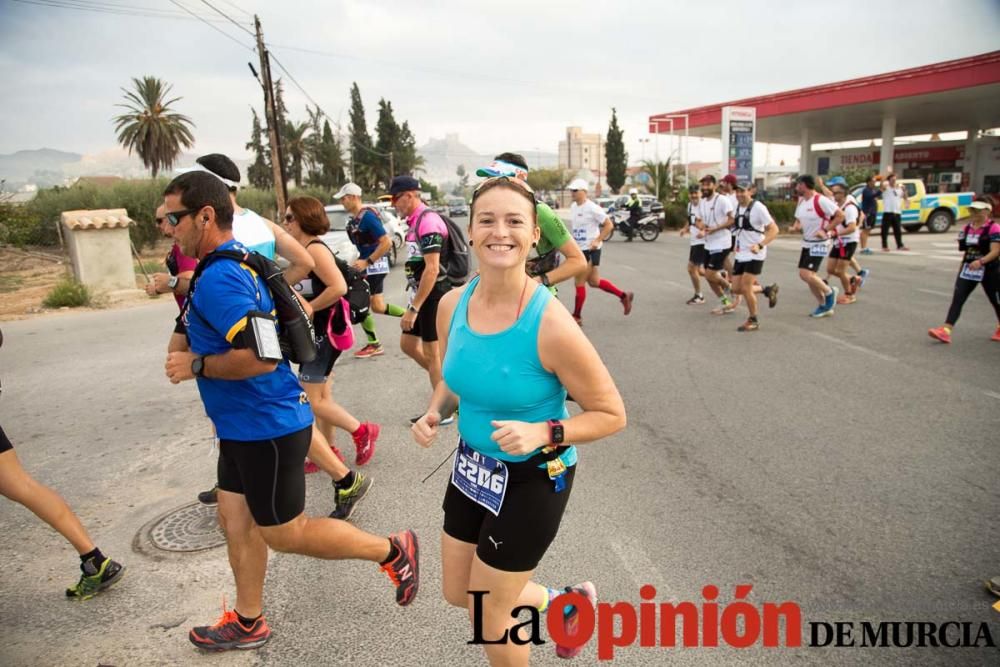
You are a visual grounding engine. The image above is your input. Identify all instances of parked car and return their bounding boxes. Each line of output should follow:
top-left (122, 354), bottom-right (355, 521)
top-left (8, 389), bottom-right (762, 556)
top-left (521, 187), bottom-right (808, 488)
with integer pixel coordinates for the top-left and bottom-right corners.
top-left (848, 178), bottom-right (975, 233)
top-left (446, 199), bottom-right (469, 217)
top-left (594, 197), bottom-right (616, 211)
top-left (373, 202), bottom-right (406, 254)
top-left (322, 204), bottom-right (399, 267)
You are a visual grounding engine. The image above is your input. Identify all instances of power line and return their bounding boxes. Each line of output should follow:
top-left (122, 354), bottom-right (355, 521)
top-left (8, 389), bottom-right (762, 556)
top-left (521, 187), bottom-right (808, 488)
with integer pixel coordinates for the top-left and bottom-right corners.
top-left (6, 0), bottom-right (233, 23)
top-left (217, 0), bottom-right (250, 17)
top-left (167, 0), bottom-right (254, 51)
top-left (197, 0), bottom-right (255, 37)
top-left (266, 49), bottom-right (332, 120)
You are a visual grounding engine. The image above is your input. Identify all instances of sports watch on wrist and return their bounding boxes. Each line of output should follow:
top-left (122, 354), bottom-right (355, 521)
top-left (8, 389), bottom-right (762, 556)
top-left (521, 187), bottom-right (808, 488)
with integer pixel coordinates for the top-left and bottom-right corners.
top-left (407, 304), bottom-right (420, 314)
top-left (191, 355), bottom-right (206, 378)
top-left (167, 275), bottom-right (179, 290)
top-left (547, 419), bottom-right (564, 445)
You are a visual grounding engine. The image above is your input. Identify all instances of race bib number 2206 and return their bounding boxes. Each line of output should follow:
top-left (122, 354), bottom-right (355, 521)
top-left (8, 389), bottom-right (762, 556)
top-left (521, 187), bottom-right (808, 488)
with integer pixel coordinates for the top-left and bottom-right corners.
top-left (451, 442), bottom-right (508, 516)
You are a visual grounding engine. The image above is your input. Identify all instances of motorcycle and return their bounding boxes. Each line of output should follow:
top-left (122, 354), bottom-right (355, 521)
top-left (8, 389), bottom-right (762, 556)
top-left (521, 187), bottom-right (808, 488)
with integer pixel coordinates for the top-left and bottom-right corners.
top-left (605, 208), bottom-right (660, 242)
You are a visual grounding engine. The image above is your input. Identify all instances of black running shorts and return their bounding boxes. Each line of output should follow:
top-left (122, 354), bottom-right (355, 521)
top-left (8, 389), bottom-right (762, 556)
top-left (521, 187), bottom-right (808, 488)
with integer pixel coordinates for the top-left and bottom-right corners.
top-left (298, 336), bottom-right (341, 384)
top-left (583, 248), bottom-right (602, 267)
top-left (0, 425), bottom-right (12, 454)
top-left (733, 259), bottom-right (764, 276)
top-left (862, 211), bottom-right (877, 230)
top-left (366, 273), bottom-right (386, 295)
top-left (688, 245), bottom-right (708, 266)
top-left (829, 241), bottom-right (858, 261)
top-left (443, 453), bottom-right (576, 572)
top-left (798, 247), bottom-right (824, 273)
top-left (705, 248), bottom-right (730, 272)
top-left (405, 283), bottom-right (450, 343)
top-left (217, 424), bottom-right (312, 526)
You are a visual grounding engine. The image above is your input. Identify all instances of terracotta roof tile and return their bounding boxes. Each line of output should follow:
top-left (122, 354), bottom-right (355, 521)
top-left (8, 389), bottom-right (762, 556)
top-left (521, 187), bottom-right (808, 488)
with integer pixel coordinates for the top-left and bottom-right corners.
top-left (61, 208), bottom-right (134, 230)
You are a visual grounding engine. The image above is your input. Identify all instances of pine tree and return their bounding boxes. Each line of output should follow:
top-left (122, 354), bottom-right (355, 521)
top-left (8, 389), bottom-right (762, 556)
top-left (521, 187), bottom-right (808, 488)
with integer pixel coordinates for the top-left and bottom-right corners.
top-left (348, 82), bottom-right (375, 191)
top-left (246, 107), bottom-right (272, 189)
top-left (395, 121), bottom-right (423, 176)
top-left (606, 107), bottom-right (627, 194)
top-left (374, 98), bottom-right (399, 190)
top-left (319, 119), bottom-right (345, 189)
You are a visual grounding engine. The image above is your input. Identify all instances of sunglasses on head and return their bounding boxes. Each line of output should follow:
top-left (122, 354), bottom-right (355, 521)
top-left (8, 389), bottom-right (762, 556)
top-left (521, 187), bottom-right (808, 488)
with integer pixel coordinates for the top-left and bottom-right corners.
top-left (472, 176), bottom-right (536, 204)
top-left (165, 208), bottom-right (201, 227)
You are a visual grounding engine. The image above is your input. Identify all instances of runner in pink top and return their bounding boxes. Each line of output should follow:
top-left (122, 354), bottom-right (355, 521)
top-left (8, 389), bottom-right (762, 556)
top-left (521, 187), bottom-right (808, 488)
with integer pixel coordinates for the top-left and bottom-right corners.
top-left (146, 203), bottom-right (198, 353)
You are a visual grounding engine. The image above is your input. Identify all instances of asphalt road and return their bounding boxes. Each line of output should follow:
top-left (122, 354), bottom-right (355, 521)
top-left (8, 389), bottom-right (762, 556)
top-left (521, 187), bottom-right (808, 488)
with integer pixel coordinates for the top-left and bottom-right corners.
top-left (1, 228), bottom-right (998, 666)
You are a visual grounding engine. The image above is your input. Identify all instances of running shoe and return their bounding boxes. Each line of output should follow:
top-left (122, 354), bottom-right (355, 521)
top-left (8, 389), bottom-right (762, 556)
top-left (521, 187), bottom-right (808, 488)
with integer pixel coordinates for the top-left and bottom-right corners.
top-left (858, 268), bottom-right (870, 288)
top-left (354, 343), bottom-right (384, 359)
top-left (553, 581), bottom-right (597, 659)
top-left (305, 444), bottom-right (346, 473)
top-left (766, 283), bottom-right (779, 309)
top-left (66, 557), bottom-right (125, 601)
top-left (189, 606), bottom-right (271, 651)
top-left (198, 485), bottom-right (219, 505)
top-left (928, 326), bottom-right (952, 344)
top-left (686, 294), bottom-right (705, 305)
top-left (737, 319), bottom-right (759, 332)
top-left (860, 247), bottom-right (873, 255)
top-left (352, 422), bottom-right (380, 466)
top-left (330, 473), bottom-right (373, 521)
top-left (810, 304), bottom-right (834, 318)
top-left (440, 415), bottom-right (455, 426)
top-left (621, 291), bottom-right (634, 316)
top-left (898, 246), bottom-right (910, 251)
top-left (380, 529), bottom-right (419, 606)
top-left (991, 325), bottom-right (1000, 342)
top-left (824, 286), bottom-right (839, 310)
top-left (837, 294), bottom-right (857, 305)
top-left (881, 247), bottom-right (891, 252)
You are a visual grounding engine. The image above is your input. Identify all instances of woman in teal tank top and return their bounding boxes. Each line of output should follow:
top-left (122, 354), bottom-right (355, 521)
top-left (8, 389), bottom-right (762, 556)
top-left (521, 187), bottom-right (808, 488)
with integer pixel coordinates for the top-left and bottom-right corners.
top-left (412, 177), bottom-right (626, 664)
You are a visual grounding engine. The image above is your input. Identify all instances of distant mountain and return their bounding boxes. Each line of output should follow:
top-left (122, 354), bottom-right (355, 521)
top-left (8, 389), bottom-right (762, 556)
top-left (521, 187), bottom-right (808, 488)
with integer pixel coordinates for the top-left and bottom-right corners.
top-left (0, 148), bottom-right (251, 189)
top-left (417, 134), bottom-right (559, 188)
top-left (0, 148), bottom-right (81, 187)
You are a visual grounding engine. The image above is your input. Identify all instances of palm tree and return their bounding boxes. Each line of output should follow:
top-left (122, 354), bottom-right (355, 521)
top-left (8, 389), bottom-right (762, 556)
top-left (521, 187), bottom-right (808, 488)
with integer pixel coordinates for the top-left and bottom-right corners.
top-left (113, 77), bottom-right (195, 178)
top-left (283, 121), bottom-right (310, 187)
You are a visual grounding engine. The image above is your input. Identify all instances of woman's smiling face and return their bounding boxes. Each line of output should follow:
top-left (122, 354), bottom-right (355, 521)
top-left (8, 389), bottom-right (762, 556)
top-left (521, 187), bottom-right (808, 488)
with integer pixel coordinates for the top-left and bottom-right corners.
top-left (469, 185), bottom-right (539, 270)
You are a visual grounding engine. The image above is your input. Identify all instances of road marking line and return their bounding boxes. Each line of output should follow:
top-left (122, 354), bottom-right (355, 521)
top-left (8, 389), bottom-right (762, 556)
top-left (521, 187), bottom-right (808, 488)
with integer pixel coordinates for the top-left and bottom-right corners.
top-left (928, 255), bottom-right (960, 262)
top-left (811, 332), bottom-right (898, 362)
top-left (917, 288), bottom-right (952, 297)
top-left (620, 264), bottom-right (637, 271)
top-left (985, 391), bottom-right (1000, 401)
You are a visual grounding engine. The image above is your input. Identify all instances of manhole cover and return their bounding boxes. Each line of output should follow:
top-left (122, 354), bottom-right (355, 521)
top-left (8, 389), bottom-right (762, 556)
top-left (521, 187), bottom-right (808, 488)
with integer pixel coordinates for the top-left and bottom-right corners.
top-left (145, 502), bottom-right (226, 552)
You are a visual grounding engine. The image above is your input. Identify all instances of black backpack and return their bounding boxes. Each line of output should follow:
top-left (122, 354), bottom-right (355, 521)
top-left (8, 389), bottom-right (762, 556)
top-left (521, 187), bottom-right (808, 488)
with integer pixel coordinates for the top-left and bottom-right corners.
top-left (334, 254), bottom-right (371, 325)
top-left (415, 209), bottom-right (470, 286)
top-left (186, 248), bottom-right (317, 364)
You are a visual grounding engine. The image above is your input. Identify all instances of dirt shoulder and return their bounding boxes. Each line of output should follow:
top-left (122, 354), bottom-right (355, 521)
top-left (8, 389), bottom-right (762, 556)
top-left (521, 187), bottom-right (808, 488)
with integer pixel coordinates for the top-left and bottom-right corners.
top-left (0, 242), bottom-right (173, 322)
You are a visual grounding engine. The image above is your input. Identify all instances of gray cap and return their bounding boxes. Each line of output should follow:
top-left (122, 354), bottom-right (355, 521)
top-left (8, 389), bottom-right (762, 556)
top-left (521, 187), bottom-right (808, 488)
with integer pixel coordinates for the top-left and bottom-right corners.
top-left (333, 183), bottom-right (363, 199)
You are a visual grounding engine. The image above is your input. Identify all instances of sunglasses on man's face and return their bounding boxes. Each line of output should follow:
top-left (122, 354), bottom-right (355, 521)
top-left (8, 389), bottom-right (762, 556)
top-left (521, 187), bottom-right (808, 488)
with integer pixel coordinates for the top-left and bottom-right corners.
top-left (165, 208), bottom-right (200, 227)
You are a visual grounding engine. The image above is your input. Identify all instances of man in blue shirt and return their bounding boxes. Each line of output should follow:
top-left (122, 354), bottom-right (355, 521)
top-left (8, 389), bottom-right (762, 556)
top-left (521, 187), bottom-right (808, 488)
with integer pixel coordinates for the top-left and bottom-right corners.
top-left (860, 174), bottom-right (879, 255)
top-left (162, 171), bottom-right (419, 652)
top-left (337, 182), bottom-right (405, 358)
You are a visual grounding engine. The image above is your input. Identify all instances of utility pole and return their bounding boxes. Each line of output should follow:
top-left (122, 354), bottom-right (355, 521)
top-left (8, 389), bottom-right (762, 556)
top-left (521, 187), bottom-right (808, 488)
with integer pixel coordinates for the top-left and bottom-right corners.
top-left (254, 15), bottom-right (287, 216)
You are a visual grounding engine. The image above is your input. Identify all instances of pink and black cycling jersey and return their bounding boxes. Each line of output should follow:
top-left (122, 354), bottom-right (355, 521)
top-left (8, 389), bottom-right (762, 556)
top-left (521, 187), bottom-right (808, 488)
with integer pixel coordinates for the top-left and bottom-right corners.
top-left (958, 221), bottom-right (1000, 267)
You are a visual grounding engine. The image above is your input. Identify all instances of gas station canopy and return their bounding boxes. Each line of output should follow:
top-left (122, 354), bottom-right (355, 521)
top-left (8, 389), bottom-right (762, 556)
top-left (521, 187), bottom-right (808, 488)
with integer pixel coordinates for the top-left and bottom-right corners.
top-left (649, 51), bottom-right (1000, 144)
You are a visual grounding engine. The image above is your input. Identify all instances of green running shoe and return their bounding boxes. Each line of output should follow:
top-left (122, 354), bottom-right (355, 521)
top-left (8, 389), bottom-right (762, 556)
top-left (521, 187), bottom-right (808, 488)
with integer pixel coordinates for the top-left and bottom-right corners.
top-left (66, 557), bottom-right (125, 601)
top-left (330, 473), bottom-right (373, 521)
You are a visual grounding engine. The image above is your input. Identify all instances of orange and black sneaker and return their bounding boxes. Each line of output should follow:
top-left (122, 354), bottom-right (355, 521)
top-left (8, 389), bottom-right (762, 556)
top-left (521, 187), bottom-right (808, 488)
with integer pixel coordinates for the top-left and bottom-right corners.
top-left (189, 605), bottom-right (271, 651)
top-left (380, 529), bottom-right (419, 606)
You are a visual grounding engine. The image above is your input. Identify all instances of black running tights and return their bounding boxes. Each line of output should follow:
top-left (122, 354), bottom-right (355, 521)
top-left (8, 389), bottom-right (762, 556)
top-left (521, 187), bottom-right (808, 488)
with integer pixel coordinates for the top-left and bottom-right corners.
top-left (945, 268), bottom-right (1000, 326)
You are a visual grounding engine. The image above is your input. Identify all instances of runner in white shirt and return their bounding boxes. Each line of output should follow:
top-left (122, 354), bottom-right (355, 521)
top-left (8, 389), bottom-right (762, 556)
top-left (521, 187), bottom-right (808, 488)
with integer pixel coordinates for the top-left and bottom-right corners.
top-left (790, 174), bottom-right (845, 318)
top-left (567, 179), bottom-right (634, 325)
top-left (719, 175), bottom-right (741, 285)
top-left (695, 175), bottom-right (736, 314)
top-left (678, 185), bottom-right (707, 304)
top-left (819, 177), bottom-right (866, 305)
top-left (879, 172), bottom-right (910, 252)
top-left (731, 182), bottom-right (780, 331)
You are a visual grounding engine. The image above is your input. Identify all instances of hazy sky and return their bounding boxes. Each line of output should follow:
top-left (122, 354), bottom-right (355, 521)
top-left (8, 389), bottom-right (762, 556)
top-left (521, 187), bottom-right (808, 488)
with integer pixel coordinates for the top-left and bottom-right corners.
top-left (1, 0), bottom-right (999, 165)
